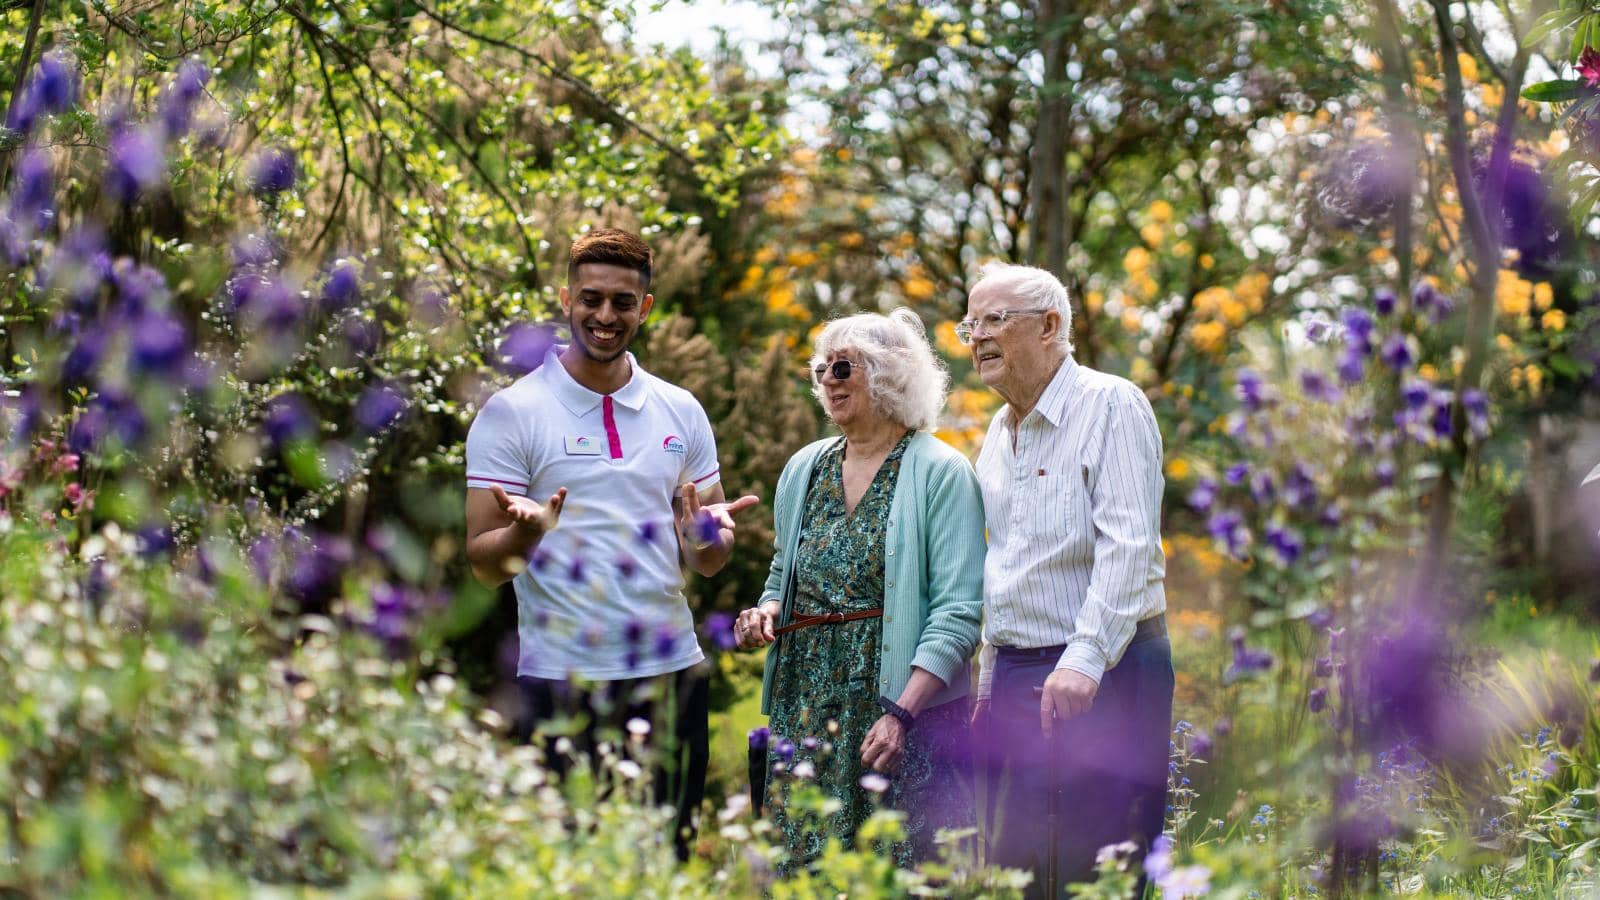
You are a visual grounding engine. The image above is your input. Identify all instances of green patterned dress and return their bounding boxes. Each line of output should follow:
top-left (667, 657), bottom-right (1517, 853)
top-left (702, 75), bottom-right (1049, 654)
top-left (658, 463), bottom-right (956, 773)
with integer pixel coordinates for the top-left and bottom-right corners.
top-left (768, 432), bottom-right (970, 869)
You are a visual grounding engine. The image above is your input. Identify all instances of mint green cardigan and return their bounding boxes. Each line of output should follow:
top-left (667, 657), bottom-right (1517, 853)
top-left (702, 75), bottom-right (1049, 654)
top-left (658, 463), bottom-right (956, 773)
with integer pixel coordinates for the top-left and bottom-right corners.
top-left (758, 431), bottom-right (986, 716)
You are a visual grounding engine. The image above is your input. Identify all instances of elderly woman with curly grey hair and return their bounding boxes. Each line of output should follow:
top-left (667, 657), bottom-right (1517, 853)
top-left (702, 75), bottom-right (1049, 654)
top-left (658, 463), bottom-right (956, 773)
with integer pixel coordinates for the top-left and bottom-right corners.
top-left (734, 308), bottom-right (985, 869)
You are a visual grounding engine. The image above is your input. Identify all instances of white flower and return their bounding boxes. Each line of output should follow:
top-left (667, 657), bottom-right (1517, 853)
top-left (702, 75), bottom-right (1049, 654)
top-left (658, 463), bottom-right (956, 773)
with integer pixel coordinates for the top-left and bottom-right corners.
top-left (615, 759), bottom-right (643, 780)
top-left (858, 773), bottom-right (890, 793)
top-left (719, 794), bottom-right (751, 823)
top-left (1160, 864), bottom-right (1212, 898)
top-left (626, 717), bottom-right (652, 737)
top-left (792, 761), bottom-right (816, 779)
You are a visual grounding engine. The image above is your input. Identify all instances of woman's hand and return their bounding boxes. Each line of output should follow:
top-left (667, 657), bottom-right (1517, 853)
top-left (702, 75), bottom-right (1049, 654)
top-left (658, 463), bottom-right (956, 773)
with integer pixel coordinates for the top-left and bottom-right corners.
top-left (860, 714), bottom-right (907, 773)
top-left (735, 602), bottom-right (779, 649)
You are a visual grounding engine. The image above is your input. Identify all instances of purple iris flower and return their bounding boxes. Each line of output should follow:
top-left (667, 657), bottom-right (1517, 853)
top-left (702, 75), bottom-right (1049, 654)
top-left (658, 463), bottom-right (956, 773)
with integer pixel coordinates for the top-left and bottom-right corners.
top-left (232, 232), bottom-right (278, 268)
top-left (1375, 459), bottom-right (1396, 488)
top-left (653, 624), bottom-right (677, 658)
top-left (11, 149), bottom-right (54, 227)
top-left (1341, 308), bottom-right (1375, 351)
top-left (1400, 379), bottom-right (1432, 411)
top-left (263, 393), bottom-right (316, 447)
top-left (105, 127), bottom-right (167, 203)
top-left (1249, 471), bottom-right (1276, 506)
top-left (30, 51), bottom-right (79, 114)
top-left (320, 262), bottom-right (361, 312)
top-left (773, 738), bottom-right (796, 761)
top-left (1189, 731), bottom-right (1213, 760)
top-left (354, 382), bottom-right (407, 434)
top-left (247, 146), bottom-right (297, 195)
top-left (1299, 369), bottom-right (1340, 403)
top-left (1226, 627), bottom-right (1274, 680)
top-left (706, 612), bottom-right (737, 651)
top-left (246, 279), bottom-right (303, 334)
top-left (87, 390), bottom-right (147, 448)
top-left (1265, 522), bottom-right (1304, 566)
top-left (1315, 656), bottom-right (1335, 678)
top-left (1309, 687), bottom-right (1328, 713)
top-left (496, 323), bottom-right (557, 375)
top-left (1463, 390), bottom-right (1490, 440)
top-left (1225, 462), bottom-right (1250, 486)
top-left (1337, 346), bottom-right (1365, 384)
top-left (1373, 286), bottom-right (1397, 317)
top-left (1207, 509), bottom-right (1249, 559)
top-left (130, 310), bottom-right (190, 376)
top-left (62, 328), bottom-right (107, 384)
top-left (285, 533), bottom-right (353, 607)
top-left (1430, 398), bottom-right (1454, 442)
top-left (112, 260), bottom-right (169, 316)
top-left (1185, 477), bottom-right (1218, 513)
top-left (135, 524), bottom-right (175, 559)
top-left (748, 726), bottom-right (771, 751)
top-left (340, 317), bottom-right (380, 356)
top-left (1235, 368), bottom-right (1267, 413)
top-left (159, 58), bottom-right (210, 137)
top-left (1380, 334), bottom-right (1414, 372)
top-left (1285, 462), bottom-right (1318, 509)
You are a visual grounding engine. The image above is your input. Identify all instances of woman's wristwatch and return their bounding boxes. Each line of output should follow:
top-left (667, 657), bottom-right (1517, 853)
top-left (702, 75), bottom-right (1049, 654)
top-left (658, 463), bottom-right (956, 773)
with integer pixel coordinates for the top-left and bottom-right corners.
top-left (878, 696), bottom-right (916, 731)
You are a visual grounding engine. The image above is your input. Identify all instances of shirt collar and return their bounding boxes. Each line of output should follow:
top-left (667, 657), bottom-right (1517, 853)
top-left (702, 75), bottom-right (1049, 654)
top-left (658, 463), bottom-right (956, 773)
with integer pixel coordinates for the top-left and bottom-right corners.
top-left (541, 347), bottom-right (649, 416)
top-left (1008, 355), bottom-right (1079, 430)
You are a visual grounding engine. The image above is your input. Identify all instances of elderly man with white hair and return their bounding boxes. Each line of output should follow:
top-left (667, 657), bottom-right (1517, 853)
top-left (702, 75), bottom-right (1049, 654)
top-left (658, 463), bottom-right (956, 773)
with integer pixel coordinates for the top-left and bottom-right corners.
top-left (734, 308), bottom-right (985, 870)
top-left (962, 263), bottom-right (1172, 895)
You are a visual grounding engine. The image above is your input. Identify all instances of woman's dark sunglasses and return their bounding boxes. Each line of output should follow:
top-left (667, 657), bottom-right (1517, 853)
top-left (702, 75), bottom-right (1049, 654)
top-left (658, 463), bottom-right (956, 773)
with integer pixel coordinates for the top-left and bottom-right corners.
top-left (811, 359), bottom-right (858, 381)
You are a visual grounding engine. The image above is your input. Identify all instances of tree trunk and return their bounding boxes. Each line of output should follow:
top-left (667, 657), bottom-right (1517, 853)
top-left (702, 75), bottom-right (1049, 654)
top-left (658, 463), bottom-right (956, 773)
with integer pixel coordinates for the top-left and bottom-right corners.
top-left (1028, 0), bottom-right (1070, 283)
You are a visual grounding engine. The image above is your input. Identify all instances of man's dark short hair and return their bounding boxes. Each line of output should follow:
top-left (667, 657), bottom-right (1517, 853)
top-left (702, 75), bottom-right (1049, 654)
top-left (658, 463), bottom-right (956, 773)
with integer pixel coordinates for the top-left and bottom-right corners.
top-left (568, 228), bottom-right (652, 290)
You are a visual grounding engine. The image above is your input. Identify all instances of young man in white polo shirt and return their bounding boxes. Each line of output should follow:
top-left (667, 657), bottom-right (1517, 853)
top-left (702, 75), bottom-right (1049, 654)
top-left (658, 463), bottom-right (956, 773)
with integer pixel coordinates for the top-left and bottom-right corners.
top-left (464, 228), bottom-right (757, 859)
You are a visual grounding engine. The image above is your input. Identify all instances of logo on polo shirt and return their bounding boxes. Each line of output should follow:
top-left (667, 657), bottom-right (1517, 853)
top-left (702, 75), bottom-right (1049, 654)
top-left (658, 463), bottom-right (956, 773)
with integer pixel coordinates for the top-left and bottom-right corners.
top-left (662, 435), bottom-right (686, 455)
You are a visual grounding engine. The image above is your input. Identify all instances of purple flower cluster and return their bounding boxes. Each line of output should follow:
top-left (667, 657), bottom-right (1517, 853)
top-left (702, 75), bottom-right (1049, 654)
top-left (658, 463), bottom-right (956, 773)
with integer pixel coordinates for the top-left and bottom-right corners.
top-left (247, 146), bottom-right (298, 196)
top-left (1225, 626), bottom-right (1274, 681)
top-left (4, 51), bottom-right (79, 138)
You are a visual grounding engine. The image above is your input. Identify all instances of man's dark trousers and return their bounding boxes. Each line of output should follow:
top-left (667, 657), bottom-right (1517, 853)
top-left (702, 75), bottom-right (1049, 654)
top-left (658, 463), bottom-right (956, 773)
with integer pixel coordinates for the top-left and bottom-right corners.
top-left (513, 663), bottom-right (710, 861)
top-left (983, 631), bottom-right (1173, 897)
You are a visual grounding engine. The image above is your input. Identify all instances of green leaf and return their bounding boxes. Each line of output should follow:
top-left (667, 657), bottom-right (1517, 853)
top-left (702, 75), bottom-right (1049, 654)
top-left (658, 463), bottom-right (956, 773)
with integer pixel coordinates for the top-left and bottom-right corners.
top-left (1522, 79), bottom-right (1585, 102)
top-left (1572, 17), bottom-right (1592, 63)
top-left (1525, 7), bottom-right (1585, 48)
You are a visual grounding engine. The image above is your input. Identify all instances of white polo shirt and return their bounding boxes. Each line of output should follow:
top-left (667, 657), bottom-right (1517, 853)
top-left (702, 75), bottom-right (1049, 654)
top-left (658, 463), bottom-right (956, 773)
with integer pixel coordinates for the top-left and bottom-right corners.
top-left (465, 347), bottom-right (721, 680)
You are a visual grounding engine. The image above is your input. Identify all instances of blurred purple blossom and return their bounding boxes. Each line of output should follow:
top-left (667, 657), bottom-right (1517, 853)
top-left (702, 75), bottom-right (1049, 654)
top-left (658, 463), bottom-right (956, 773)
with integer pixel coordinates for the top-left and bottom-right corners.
top-left (691, 509), bottom-right (722, 548)
top-left (61, 327), bottom-right (106, 384)
top-left (1309, 687), bottom-right (1328, 713)
top-left (1185, 477), bottom-right (1218, 513)
top-left (354, 382), bottom-right (407, 434)
top-left (285, 532), bottom-right (353, 608)
top-left (1265, 522), bottom-right (1303, 566)
top-left (263, 393), bottom-right (316, 447)
top-left (636, 519), bottom-right (662, 547)
top-left (653, 624), bottom-right (678, 659)
top-left (1235, 368), bottom-right (1267, 413)
top-left (105, 127), bottom-right (167, 203)
top-left (1401, 379), bottom-right (1432, 411)
top-left (1299, 369), bottom-right (1340, 404)
top-left (1249, 471), bottom-right (1275, 506)
top-left (1316, 139), bottom-right (1413, 229)
top-left (232, 232), bottom-right (278, 268)
top-left (159, 58), bottom-right (210, 137)
top-left (1224, 462), bottom-right (1249, 486)
top-left (748, 726), bottom-right (770, 751)
top-left (1380, 334), bottom-right (1414, 372)
top-left (1373, 286), bottom-right (1397, 317)
top-left (1226, 627), bottom-right (1274, 680)
top-left (112, 260), bottom-right (169, 315)
top-left (1285, 462), bottom-right (1318, 509)
top-left (11, 149), bottom-right (54, 228)
top-left (1337, 346), bottom-right (1365, 385)
top-left (247, 146), bottom-right (297, 195)
top-left (1375, 458), bottom-right (1396, 488)
top-left (1463, 390), bottom-right (1490, 440)
top-left (30, 51), bottom-right (79, 114)
top-left (130, 310), bottom-right (190, 376)
top-left (320, 262), bottom-right (362, 311)
top-left (705, 612), bottom-right (737, 650)
top-left (496, 323), bottom-right (557, 375)
top-left (136, 524), bottom-right (175, 559)
top-left (340, 316), bottom-right (380, 357)
top-left (1341, 308), bottom-right (1375, 351)
top-left (1207, 509), bottom-right (1249, 559)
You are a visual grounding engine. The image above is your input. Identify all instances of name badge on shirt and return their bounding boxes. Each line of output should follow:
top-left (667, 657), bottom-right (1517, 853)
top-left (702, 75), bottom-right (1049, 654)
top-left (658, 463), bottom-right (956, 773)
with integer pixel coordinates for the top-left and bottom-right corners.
top-left (565, 435), bottom-right (602, 456)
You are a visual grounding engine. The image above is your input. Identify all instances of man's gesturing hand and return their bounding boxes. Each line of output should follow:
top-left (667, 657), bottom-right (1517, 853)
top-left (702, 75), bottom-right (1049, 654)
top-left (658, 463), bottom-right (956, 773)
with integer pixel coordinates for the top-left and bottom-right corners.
top-left (1039, 669), bottom-right (1098, 737)
top-left (676, 484), bottom-right (759, 549)
top-left (492, 484), bottom-right (566, 536)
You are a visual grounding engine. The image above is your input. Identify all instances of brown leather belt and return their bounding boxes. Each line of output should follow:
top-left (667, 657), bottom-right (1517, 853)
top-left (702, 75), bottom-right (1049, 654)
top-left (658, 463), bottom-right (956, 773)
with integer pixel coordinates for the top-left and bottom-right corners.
top-left (773, 608), bottom-right (884, 636)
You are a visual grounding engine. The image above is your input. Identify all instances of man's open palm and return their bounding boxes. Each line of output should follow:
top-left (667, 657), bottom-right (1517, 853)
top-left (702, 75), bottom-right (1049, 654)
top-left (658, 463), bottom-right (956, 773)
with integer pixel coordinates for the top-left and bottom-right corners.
top-left (493, 484), bottom-right (566, 535)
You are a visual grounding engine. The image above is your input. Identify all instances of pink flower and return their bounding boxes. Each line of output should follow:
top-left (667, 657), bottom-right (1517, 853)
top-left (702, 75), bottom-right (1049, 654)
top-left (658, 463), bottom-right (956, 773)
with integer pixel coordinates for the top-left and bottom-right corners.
top-left (51, 453), bottom-right (80, 475)
top-left (1579, 48), bottom-right (1600, 88)
top-left (64, 482), bottom-right (92, 510)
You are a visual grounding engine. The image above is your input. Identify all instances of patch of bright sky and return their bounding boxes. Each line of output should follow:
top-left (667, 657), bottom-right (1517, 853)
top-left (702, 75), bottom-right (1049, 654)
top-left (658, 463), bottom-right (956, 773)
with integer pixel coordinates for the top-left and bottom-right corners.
top-left (632, 0), bottom-right (783, 78)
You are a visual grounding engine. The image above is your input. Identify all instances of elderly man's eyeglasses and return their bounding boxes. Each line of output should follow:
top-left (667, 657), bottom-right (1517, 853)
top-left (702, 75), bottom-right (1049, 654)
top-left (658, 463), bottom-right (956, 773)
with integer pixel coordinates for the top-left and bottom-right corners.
top-left (954, 308), bottom-right (1050, 345)
top-left (812, 359), bottom-right (859, 381)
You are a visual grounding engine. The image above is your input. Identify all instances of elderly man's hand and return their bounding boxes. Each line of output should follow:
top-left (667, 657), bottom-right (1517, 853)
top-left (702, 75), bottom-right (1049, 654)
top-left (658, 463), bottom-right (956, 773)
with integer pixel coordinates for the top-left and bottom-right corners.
top-left (1039, 669), bottom-right (1098, 736)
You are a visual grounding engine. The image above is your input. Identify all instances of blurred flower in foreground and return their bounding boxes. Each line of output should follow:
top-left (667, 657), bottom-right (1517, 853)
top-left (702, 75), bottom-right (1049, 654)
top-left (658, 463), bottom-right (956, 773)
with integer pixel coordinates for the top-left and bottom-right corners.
top-left (247, 146), bottom-right (297, 195)
top-left (354, 382), bottom-right (408, 434)
top-left (105, 127), bottom-right (167, 203)
top-left (496, 323), bottom-right (557, 374)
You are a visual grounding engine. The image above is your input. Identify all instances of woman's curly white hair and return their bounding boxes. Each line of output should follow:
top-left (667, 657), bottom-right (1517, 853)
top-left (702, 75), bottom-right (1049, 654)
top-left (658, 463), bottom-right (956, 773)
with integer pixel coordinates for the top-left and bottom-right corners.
top-left (809, 308), bottom-right (949, 431)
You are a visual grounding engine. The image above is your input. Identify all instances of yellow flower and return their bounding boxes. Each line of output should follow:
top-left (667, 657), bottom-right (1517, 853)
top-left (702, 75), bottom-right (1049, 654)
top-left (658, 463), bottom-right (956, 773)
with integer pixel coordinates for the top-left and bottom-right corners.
top-left (1147, 200), bottom-right (1174, 224)
top-left (839, 232), bottom-right (864, 249)
top-left (1497, 269), bottom-right (1533, 317)
top-left (1542, 309), bottom-right (1566, 332)
top-left (786, 250), bottom-right (819, 268)
top-left (1123, 246), bottom-right (1152, 277)
top-left (1193, 286), bottom-right (1229, 318)
top-left (1199, 253), bottom-right (1215, 270)
top-left (835, 147), bottom-right (853, 162)
top-left (1189, 320), bottom-right (1227, 353)
top-left (1495, 333), bottom-right (1515, 351)
top-left (1121, 308), bottom-right (1144, 334)
top-left (1219, 297), bottom-right (1248, 327)
top-left (1085, 290), bottom-right (1105, 313)
top-left (1165, 457), bottom-right (1192, 481)
top-left (1417, 364), bottom-right (1438, 381)
top-left (1534, 282), bottom-right (1554, 311)
top-left (1140, 223), bottom-right (1165, 247)
top-left (1525, 365), bottom-right (1543, 393)
top-left (1457, 52), bottom-right (1478, 83)
top-left (934, 321), bottom-right (965, 358)
top-left (903, 276), bottom-right (936, 301)
top-left (1135, 274), bottom-right (1160, 301)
